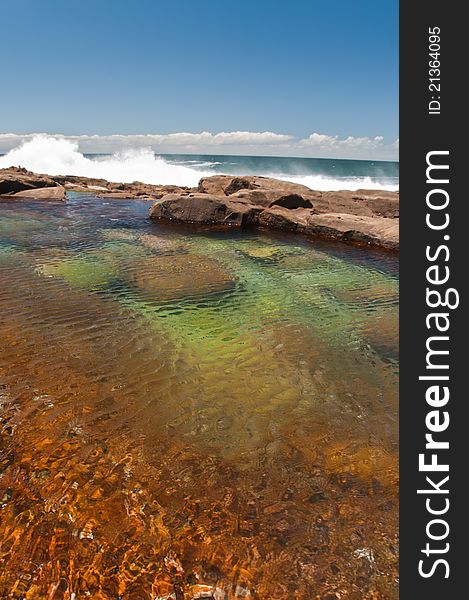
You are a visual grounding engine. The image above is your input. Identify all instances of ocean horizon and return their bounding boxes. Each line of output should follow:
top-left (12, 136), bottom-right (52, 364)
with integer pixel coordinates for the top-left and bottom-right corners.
top-left (0, 136), bottom-right (399, 191)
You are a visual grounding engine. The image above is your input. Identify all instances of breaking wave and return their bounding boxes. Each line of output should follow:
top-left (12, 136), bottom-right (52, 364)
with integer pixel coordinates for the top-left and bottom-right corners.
top-left (0, 136), bottom-right (211, 187)
top-left (0, 135), bottom-right (398, 191)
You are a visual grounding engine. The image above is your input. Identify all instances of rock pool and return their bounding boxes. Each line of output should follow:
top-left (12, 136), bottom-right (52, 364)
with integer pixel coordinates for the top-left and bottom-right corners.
top-left (0, 194), bottom-right (398, 599)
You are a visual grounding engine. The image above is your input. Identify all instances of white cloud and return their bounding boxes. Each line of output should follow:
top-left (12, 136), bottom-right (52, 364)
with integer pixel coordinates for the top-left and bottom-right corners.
top-left (299, 132), bottom-right (385, 150)
top-left (0, 130), bottom-right (398, 160)
top-left (80, 131), bottom-right (293, 146)
top-left (299, 133), bottom-right (340, 147)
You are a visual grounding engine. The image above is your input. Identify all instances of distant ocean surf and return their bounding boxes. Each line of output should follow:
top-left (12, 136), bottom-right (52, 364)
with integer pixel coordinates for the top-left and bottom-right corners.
top-left (0, 136), bottom-right (399, 191)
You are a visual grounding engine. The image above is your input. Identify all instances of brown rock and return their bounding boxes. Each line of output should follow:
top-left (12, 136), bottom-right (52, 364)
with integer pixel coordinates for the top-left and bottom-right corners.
top-left (149, 193), bottom-right (261, 227)
top-left (97, 191), bottom-right (137, 199)
top-left (127, 254), bottom-right (235, 300)
top-left (227, 189), bottom-right (314, 210)
top-left (312, 190), bottom-right (399, 218)
top-left (198, 175), bottom-right (398, 218)
top-left (259, 206), bottom-right (399, 250)
top-left (198, 176), bottom-right (317, 211)
top-left (1, 167), bottom-right (191, 199)
top-left (197, 175), bottom-right (243, 195)
top-left (198, 175), bottom-right (315, 198)
top-left (150, 177), bottom-right (399, 250)
top-left (306, 213), bottom-right (398, 250)
top-left (12, 185), bottom-right (66, 201)
top-left (257, 206), bottom-right (310, 232)
top-left (228, 189), bottom-right (271, 207)
top-left (0, 167), bottom-right (58, 194)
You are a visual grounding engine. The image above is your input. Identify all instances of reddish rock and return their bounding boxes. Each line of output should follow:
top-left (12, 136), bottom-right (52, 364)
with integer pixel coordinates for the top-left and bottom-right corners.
top-left (198, 175), bottom-right (398, 218)
top-left (305, 212), bottom-right (399, 249)
top-left (312, 190), bottom-right (399, 219)
top-left (11, 185), bottom-right (66, 201)
top-left (149, 193), bottom-right (261, 227)
top-left (0, 167), bottom-right (192, 199)
top-left (150, 185), bottom-right (399, 250)
top-left (198, 175), bottom-right (315, 198)
top-left (0, 167), bottom-right (58, 195)
top-left (227, 189), bottom-right (272, 207)
top-left (259, 206), bottom-right (399, 250)
top-left (257, 206), bottom-right (311, 232)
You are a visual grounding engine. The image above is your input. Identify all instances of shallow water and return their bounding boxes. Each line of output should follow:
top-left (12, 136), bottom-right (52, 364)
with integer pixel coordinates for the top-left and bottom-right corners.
top-left (0, 194), bottom-right (398, 599)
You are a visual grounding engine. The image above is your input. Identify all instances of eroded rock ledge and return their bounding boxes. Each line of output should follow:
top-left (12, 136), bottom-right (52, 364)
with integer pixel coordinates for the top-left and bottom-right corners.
top-left (150, 175), bottom-right (399, 251)
top-left (0, 167), bottom-right (399, 250)
top-left (0, 166), bottom-right (186, 200)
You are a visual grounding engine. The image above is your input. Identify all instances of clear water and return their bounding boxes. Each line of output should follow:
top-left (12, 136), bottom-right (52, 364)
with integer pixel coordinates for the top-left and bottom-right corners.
top-left (0, 194), bottom-right (398, 599)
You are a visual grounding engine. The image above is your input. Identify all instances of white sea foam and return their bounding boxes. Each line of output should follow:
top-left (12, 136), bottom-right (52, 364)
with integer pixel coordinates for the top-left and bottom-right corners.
top-left (0, 135), bottom-right (211, 187)
top-left (0, 135), bottom-right (398, 191)
top-left (279, 174), bottom-right (399, 192)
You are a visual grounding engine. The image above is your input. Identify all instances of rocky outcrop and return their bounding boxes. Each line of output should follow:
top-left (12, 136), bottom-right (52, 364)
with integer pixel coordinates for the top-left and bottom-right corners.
top-left (199, 175), bottom-right (314, 197)
top-left (258, 207), bottom-right (399, 250)
top-left (0, 167), bottom-right (58, 195)
top-left (198, 175), bottom-right (317, 208)
top-left (54, 174), bottom-right (189, 199)
top-left (0, 167), bottom-right (190, 200)
top-left (0, 167), bottom-right (399, 250)
top-left (11, 185), bottom-right (66, 201)
top-left (152, 175), bottom-right (399, 251)
top-left (149, 193), bottom-right (261, 227)
top-left (311, 189), bottom-right (399, 219)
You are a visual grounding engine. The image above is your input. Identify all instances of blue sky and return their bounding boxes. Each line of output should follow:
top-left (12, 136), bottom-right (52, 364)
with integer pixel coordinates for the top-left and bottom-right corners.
top-left (0, 0), bottom-right (398, 158)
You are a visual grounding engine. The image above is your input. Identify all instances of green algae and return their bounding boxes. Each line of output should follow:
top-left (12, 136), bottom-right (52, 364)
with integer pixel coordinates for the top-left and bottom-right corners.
top-left (114, 232), bottom-right (398, 369)
top-left (37, 255), bottom-right (120, 290)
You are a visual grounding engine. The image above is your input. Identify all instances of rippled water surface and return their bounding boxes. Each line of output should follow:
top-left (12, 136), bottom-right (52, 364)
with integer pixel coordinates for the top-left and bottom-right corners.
top-left (0, 195), bottom-right (398, 599)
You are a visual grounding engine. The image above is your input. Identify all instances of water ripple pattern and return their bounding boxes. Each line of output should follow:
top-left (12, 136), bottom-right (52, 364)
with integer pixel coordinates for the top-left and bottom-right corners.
top-left (0, 194), bottom-right (398, 599)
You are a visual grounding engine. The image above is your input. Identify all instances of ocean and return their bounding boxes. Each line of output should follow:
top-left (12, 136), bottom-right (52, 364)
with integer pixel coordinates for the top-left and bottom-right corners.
top-left (0, 136), bottom-right (398, 191)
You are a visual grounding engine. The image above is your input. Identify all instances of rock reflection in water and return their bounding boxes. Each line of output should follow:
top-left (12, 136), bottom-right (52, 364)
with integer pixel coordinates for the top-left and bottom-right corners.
top-left (0, 195), bottom-right (398, 599)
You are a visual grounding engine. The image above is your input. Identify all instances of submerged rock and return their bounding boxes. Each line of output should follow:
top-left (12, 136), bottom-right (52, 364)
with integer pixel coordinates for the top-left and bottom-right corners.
top-left (360, 308), bottom-right (399, 361)
top-left (137, 233), bottom-right (187, 253)
top-left (36, 255), bottom-right (119, 290)
top-left (240, 246), bottom-right (281, 260)
top-left (126, 254), bottom-right (236, 300)
top-left (101, 228), bottom-right (138, 242)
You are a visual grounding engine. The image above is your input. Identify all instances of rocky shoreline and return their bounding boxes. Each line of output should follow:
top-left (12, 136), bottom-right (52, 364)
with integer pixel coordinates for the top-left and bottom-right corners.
top-left (0, 166), bottom-right (399, 251)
